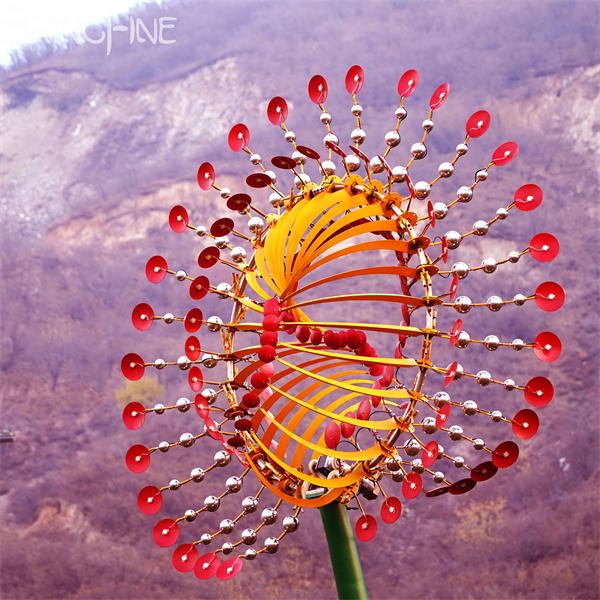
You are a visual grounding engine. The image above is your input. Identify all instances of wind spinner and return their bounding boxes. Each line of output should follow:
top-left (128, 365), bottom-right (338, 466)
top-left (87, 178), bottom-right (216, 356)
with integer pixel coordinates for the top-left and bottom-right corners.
top-left (122, 65), bottom-right (561, 587)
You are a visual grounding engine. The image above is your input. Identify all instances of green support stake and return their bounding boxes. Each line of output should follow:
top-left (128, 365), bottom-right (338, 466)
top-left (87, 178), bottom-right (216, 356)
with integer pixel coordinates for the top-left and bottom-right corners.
top-left (319, 501), bottom-right (368, 600)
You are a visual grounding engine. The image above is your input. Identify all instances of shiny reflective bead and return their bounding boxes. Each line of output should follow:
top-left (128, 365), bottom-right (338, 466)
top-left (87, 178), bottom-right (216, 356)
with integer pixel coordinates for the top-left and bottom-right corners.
top-left (511, 338), bottom-right (525, 351)
top-left (411, 142), bottom-right (427, 159)
top-left (185, 509), bottom-right (197, 521)
top-left (449, 425), bottom-right (463, 441)
top-left (404, 439), bottom-right (421, 457)
top-left (158, 441), bottom-right (170, 452)
top-left (453, 364), bottom-right (464, 380)
top-left (369, 156), bottom-right (384, 173)
top-left (202, 388), bottom-right (218, 404)
top-left (207, 316), bottom-right (223, 332)
top-left (385, 130), bottom-right (400, 147)
top-left (481, 258), bottom-right (497, 273)
top-left (385, 458), bottom-right (401, 471)
top-left (508, 251), bottom-right (521, 263)
top-left (201, 533), bottom-right (212, 545)
top-left (320, 112), bottom-right (332, 125)
top-left (204, 496), bottom-right (220, 511)
top-left (283, 516), bottom-right (299, 533)
top-left (295, 173), bottom-right (311, 189)
top-left (284, 131), bottom-right (296, 143)
top-left (475, 370), bottom-right (492, 386)
top-left (242, 496), bottom-right (258, 514)
top-left (153, 359), bottom-right (166, 370)
top-left (220, 519), bottom-right (235, 534)
top-left (153, 403), bottom-right (165, 414)
top-left (248, 217), bottom-right (264, 234)
top-left (455, 331), bottom-right (470, 349)
top-left (265, 170), bottom-right (277, 184)
top-left (513, 294), bottom-right (526, 306)
top-left (445, 230), bottom-right (462, 249)
top-left (196, 225), bottom-right (207, 237)
top-left (202, 353), bottom-right (218, 367)
top-left (245, 548), bottom-right (257, 560)
top-left (487, 296), bottom-right (503, 311)
top-left (436, 444), bottom-right (445, 458)
top-left (250, 153), bottom-right (261, 165)
top-left (261, 507), bottom-right (278, 525)
top-left (351, 104), bottom-right (362, 117)
top-left (433, 471), bottom-right (445, 483)
top-left (411, 459), bottom-right (425, 474)
top-left (391, 165), bottom-right (407, 183)
top-left (345, 155), bottom-right (360, 172)
top-left (503, 379), bottom-right (516, 391)
top-left (269, 192), bottom-right (284, 208)
top-left (350, 128), bottom-right (366, 145)
top-left (475, 169), bottom-right (488, 181)
top-left (414, 181), bottom-right (431, 199)
top-left (391, 470), bottom-right (405, 483)
top-left (321, 160), bottom-right (336, 176)
top-left (473, 438), bottom-right (486, 450)
top-left (292, 150), bottom-right (306, 165)
top-left (216, 283), bottom-right (232, 298)
top-left (180, 432), bottom-right (195, 447)
top-left (422, 119), bottom-right (434, 132)
top-left (231, 247), bottom-right (247, 263)
top-left (264, 537), bottom-right (279, 554)
top-left (221, 542), bottom-right (234, 555)
top-left (214, 450), bottom-right (231, 468)
top-left (163, 313), bottom-right (175, 324)
top-left (395, 106), bottom-right (407, 121)
top-left (177, 356), bottom-right (191, 371)
top-left (323, 132), bottom-right (339, 146)
top-left (190, 468), bottom-right (205, 483)
top-left (453, 456), bottom-right (465, 468)
top-left (491, 410), bottom-right (503, 422)
top-left (175, 270), bottom-right (187, 281)
top-left (496, 207), bottom-right (508, 219)
top-left (473, 220), bottom-right (489, 236)
top-left (422, 417), bottom-right (437, 434)
top-left (457, 186), bottom-right (473, 202)
top-left (462, 400), bottom-right (478, 416)
top-left (219, 187), bottom-right (231, 199)
top-left (456, 142), bottom-right (468, 156)
top-left (225, 476), bottom-right (243, 494)
top-left (242, 528), bottom-right (257, 544)
top-left (433, 202), bottom-right (448, 219)
top-left (438, 162), bottom-right (454, 178)
top-left (433, 391), bottom-right (450, 407)
top-left (215, 236), bottom-right (229, 249)
top-left (451, 262), bottom-right (469, 279)
top-left (454, 296), bottom-right (472, 314)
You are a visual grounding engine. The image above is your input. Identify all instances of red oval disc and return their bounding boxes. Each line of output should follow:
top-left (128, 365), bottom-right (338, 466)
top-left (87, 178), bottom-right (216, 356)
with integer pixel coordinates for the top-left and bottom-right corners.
top-left (444, 362), bottom-right (458, 388)
top-left (492, 141), bottom-right (519, 166)
top-left (169, 205), bottom-right (189, 233)
top-left (345, 65), bottom-right (364, 95)
top-left (210, 218), bottom-right (234, 237)
top-left (441, 235), bottom-right (448, 264)
top-left (355, 514), bottom-right (377, 542)
top-left (449, 478), bottom-right (476, 495)
top-left (470, 461), bottom-right (498, 482)
top-left (185, 336), bottom-right (201, 361)
top-left (349, 144), bottom-right (370, 164)
top-left (524, 376), bottom-right (553, 407)
top-left (421, 441), bottom-right (439, 468)
top-left (132, 303), bottom-right (154, 331)
top-left (137, 485), bottom-right (162, 515)
top-left (145, 255), bottom-right (168, 284)
top-left (121, 353), bottom-right (145, 381)
top-left (296, 145), bottom-right (321, 160)
top-left (126, 444), bottom-right (150, 473)
top-left (324, 422), bottom-right (341, 449)
top-left (449, 274), bottom-right (459, 302)
top-left (197, 162), bottom-right (215, 190)
top-left (246, 173), bottom-right (272, 188)
top-left (194, 552), bottom-right (220, 579)
top-left (308, 74), bottom-right (328, 104)
top-left (425, 486), bottom-right (450, 497)
top-left (534, 331), bottom-right (562, 362)
top-left (430, 82), bottom-right (450, 109)
top-left (341, 412), bottom-right (356, 438)
top-left (198, 247), bottom-right (220, 269)
top-left (435, 403), bottom-right (451, 429)
top-left (465, 110), bottom-right (491, 138)
top-left (172, 544), bottom-right (199, 573)
top-left (512, 409), bottom-right (540, 439)
top-left (227, 435), bottom-right (245, 448)
top-left (402, 473), bottom-right (422, 499)
top-left (493, 441), bottom-right (520, 468)
top-left (227, 193), bottom-right (251, 211)
top-left (326, 140), bottom-right (347, 158)
top-left (216, 556), bottom-right (243, 580)
top-left (235, 418), bottom-right (253, 432)
top-left (188, 366), bottom-right (203, 392)
top-left (267, 96), bottom-right (288, 125)
top-left (123, 402), bottom-right (146, 430)
top-left (185, 308), bottom-right (203, 333)
top-left (381, 497), bottom-right (402, 524)
top-left (397, 69), bottom-right (419, 97)
top-left (205, 417), bottom-right (221, 440)
top-left (450, 319), bottom-right (463, 346)
top-left (529, 233), bottom-right (559, 262)
top-left (195, 394), bottom-right (209, 418)
top-left (357, 398), bottom-right (371, 421)
top-left (427, 200), bottom-right (436, 228)
top-left (189, 276), bottom-right (210, 300)
top-left (514, 183), bottom-right (543, 211)
top-left (535, 281), bottom-right (565, 311)
top-left (271, 155), bottom-right (297, 170)
top-left (228, 123), bottom-right (250, 152)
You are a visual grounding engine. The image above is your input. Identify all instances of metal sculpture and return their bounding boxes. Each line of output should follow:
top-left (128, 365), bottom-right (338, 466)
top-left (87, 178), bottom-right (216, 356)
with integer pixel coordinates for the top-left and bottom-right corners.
top-left (122, 66), bottom-right (561, 590)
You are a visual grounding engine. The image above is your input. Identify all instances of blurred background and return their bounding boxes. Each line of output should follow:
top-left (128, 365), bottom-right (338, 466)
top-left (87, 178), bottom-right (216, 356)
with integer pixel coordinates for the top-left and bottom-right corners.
top-left (0, 1), bottom-right (598, 599)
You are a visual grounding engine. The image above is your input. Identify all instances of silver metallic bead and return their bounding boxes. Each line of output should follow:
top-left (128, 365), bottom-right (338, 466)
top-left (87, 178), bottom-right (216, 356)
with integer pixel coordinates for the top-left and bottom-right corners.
top-left (350, 128), bottom-right (366, 145)
top-left (248, 217), bottom-right (264, 234)
top-left (454, 296), bottom-right (473, 314)
top-left (158, 441), bottom-right (170, 452)
top-left (451, 262), bottom-right (469, 279)
top-left (196, 225), bottom-right (207, 237)
top-left (475, 370), bottom-right (492, 386)
top-left (433, 202), bottom-right (448, 219)
top-left (153, 358), bottom-right (166, 370)
top-left (422, 118), bottom-right (434, 132)
top-left (453, 456), bottom-right (465, 468)
top-left (438, 162), bottom-right (454, 178)
top-left (284, 131), bottom-right (296, 143)
top-left (261, 507), bottom-right (278, 525)
top-left (449, 425), bottom-right (463, 441)
top-left (496, 207), bottom-right (508, 220)
top-left (433, 471), bottom-right (445, 483)
top-left (295, 173), bottom-right (311, 189)
top-left (384, 130), bottom-right (400, 147)
top-left (190, 468), bottom-right (205, 483)
top-left (221, 542), bottom-right (234, 555)
top-left (473, 438), bottom-right (486, 450)
top-left (411, 142), bottom-right (427, 159)
top-left (175, 270), bottom-right (187, 281)
top-left (453, 364), bottom-right (464, 380)
top-left (411, 459), bottom-right (425, 474)
top-left (491, 410), bottom-right (503, 423)
top-left (487, 296), bottom-right (503, 312)
top-left (324, 132), bottom-right (339, 147)
top-left (231, 247), bottom-right (247, 263)
top-left (462, 400), bottom-right (478, 416)
top-left (455, 331), bottom-right (471, 349)
top-left (200, 533), bottom-right (212, 545)
top-left (206, 316), bottom-right (223, 332)
top-left (345, 155), bottom-right (360, 172)
top-left (226, 476), bottom-right (243, 494)
top-left (169, 479), bottom-right (181, 491)
top-left (475, 169), bottom-right (488, 182)
top-left (185, 509), bottom-right (197, 521)
top-left (265, 170), bottom-right (277, 185)
top-left (180, 432), bottom-right (195, 447)
top-left (369, 156), bottom-right (384, 173)
top-left (433, 391), bottom-right (450, 407)
top-left (216, 283), bottom-right (232, 299)
top-left (391, 470), bottom-right (405, 483)
top-left (508, 251), bottom-right (521, 263)
top-left (202, 388), bottom-right (218, 404)
top-left (242, 496), bottom-right (258, 514)
top-left (283, 516), bottom-right (300, 533)
top-left (457, 186), bottom-right (473, 203)
top-left (436, 445), bottom-right (445, 459)
top-left (220, 519), bottom-right (235, 534)
top-left (264, 537), bottom-right (279, 554)
top-left (320, 112), bottom-right (332, 125)
top-left (321, 160), bottom-right (337, 177)
top-left (481, 258), bottom-right (497, 273)
top-left (503, 379), bottom-right (516, 391)
top-left (404, 439), bottom-right (421, 457)
top-left (177, 356), bottom-right (191, 371)
top-left (351, 104), bottom-right (363, 116)
top-left (245, 548), bottom-right (257, 560)
top-left (250, 153), bottom-right (261, 165)
top-left (414, 181), bottom-right (431, 199)
top-left (163, 313), bottom-right (175, 324)
top-left (513, 294), bottom-right (526, 306)
top-left (214, 450), bottom-right (231, 468)
top-left (395, 106), bottom-right (407, 120)
top-left (215, 236), bottom-right (229, 249)
top-left (391, 165), bottom-right (407, 183)
top-left (241, 528), bottom-right (257, 545)
top-left (292, 149), bottom-right (306, 165)
top-left (269, 192), bottom-right (284, 209)
top-left (511, 339), bottom-right (525, 351)
top-left (422, 417), bottom-right (437, 434)
top-left (204, 496), bottom-right (220, 511)
top-left (445, 230), bottom-right (462, 249)
top-left (473, 220), bottom-right (489, 236)
top-left (456, 143), bottom-right (468, 156)
top-left (219, 187), bottom-right (231, 199)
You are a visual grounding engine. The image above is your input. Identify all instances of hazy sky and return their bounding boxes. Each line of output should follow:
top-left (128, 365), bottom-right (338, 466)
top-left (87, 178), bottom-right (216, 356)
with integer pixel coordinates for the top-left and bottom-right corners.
top-left (0, 0), bottom-right (160, 65)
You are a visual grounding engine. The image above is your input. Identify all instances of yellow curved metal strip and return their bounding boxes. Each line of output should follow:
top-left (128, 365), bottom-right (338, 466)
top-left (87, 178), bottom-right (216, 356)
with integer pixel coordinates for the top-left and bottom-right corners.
top-left (287, 292), bottom-right (439, 312)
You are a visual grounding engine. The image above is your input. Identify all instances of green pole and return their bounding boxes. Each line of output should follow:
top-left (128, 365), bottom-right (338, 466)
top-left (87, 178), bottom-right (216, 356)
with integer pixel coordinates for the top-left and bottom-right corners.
top-left (319, 501), bottom-right (368, 600)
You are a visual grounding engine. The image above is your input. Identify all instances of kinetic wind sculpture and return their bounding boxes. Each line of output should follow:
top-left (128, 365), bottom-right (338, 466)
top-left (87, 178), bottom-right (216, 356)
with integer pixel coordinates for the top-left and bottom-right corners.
top-left (122, 66), bottom-right (562, 588)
